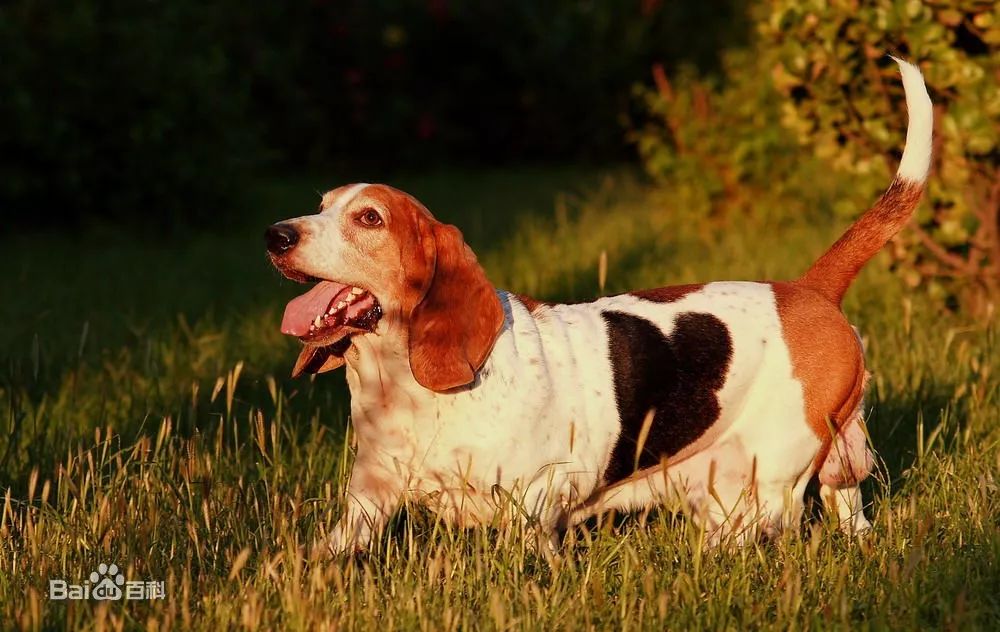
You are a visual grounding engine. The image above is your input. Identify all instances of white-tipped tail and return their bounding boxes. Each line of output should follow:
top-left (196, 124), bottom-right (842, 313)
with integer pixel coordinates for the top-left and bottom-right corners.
top-left (798, 56), bottom-right (932, 305)
top-left (891, 56), bottom-right (933, 183)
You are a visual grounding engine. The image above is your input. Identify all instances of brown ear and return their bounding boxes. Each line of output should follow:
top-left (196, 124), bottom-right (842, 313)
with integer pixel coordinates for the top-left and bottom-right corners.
top-left (408, 222), bottom-right (504, 391)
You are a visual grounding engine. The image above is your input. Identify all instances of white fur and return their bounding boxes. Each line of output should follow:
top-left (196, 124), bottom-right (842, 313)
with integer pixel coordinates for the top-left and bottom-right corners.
top-left (277, 184), bottom-right (394, 295)
top-left (326, 282), bottom-right (826, 553)
top-left (891, 57), bottom-right (933, 183)
top-left (324, 183), bottom-right (370, 214)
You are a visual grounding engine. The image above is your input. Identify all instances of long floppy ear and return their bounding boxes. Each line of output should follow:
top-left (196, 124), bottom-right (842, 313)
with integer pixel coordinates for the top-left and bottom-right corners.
top-left (408, 222), bottom-right (504, 392)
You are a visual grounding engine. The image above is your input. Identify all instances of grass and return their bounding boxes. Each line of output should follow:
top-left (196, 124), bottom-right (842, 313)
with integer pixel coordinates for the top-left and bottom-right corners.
top-left (1, 165), bottom-right (998, 630)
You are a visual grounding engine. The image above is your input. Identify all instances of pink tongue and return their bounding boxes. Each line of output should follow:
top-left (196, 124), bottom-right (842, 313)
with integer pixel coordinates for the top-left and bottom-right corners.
top-left (281, 281), bottom-right (349, 336)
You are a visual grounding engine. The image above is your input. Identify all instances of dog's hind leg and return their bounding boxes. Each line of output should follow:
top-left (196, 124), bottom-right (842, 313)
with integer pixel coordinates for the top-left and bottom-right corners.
top-left (820, 483), bottom-right (870, 534)
top-left (818, 409), bottom-right (874, 534)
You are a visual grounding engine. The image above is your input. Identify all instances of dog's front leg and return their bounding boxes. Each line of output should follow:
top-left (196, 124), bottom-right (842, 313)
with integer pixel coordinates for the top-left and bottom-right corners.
top-left (325, 462), bottom-right (402, 556)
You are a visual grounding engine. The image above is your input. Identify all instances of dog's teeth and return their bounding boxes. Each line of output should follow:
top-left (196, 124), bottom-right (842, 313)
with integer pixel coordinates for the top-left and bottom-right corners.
top-left (350, 287), bottom-right (364, 296)
top-left (313, 315), bottom-right (322, 327)
top-left (327, 305), bottom-right (337, 315)
top-left (336, 301), bottom-right (347, 310)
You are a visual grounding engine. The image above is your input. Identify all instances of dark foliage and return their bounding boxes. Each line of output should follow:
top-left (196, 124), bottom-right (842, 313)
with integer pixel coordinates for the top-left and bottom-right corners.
top-left (0, 0), bottom-right (747, 230)
top-left (0, 2), bottom-right (260, 231)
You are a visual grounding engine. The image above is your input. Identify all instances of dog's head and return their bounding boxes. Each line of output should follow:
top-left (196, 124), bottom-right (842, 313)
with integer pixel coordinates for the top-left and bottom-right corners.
top-left (266, 183), bottom-right (503, 392)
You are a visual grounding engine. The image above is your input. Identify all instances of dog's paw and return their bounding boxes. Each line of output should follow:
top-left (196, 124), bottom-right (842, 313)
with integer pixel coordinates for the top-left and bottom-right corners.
top-left (841, 514), bottom-right (872, 537)
top-left (318, 518), bottom-right (373, 558)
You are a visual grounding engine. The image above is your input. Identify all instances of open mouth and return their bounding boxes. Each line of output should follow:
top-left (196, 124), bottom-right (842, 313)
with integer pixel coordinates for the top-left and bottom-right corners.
top-left (280, 280), bottom-right (382, 376)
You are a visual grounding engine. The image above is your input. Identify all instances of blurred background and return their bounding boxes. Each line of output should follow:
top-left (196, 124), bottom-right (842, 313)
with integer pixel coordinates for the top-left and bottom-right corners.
top-left (0, 0), bottom-right (747, 231)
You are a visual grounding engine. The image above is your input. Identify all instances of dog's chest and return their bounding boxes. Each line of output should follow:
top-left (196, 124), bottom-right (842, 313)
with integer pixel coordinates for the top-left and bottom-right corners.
top-left (345, 303), bottom-right (621, 503)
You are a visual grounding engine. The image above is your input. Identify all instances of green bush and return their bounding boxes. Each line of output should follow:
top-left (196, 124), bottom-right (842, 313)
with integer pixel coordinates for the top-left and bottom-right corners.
top-left (635, 0), bottom-right (999, 311)
top-left (760, 0), bottom-right (1000, 309)
top-left (631, 48), bottom-right (805, 218)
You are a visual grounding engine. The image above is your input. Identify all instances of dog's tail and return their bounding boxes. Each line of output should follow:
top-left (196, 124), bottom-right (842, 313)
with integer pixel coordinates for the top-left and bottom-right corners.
top-left (798, 57), bottom-right (932, 306)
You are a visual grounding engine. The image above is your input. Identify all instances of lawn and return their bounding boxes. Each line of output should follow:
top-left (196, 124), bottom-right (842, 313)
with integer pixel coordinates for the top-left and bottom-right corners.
top-left (1, 166), bottom-right (998, 630)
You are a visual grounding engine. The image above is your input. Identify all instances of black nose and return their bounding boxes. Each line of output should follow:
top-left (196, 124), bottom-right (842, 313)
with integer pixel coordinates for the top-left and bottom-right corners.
top-left (265, 223), bottom-right (299, 255)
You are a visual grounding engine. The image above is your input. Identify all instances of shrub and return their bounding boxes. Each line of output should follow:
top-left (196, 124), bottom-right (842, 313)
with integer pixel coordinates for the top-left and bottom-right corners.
top-left (760, 0), bottom-right (1000, 310)
top-left (631, 48), bottom-right (807, 219)
top-left (635, 1), bottom-right (999, 312)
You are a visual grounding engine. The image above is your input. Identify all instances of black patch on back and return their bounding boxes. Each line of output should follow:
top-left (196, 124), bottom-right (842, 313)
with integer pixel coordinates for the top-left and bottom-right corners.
top-left (601, 311), bottom-right (733, 484)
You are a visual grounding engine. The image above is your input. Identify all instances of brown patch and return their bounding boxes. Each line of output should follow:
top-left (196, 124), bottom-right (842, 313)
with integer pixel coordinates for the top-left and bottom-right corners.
top-left (405, 220), bottom-right (504, 392)
top-left (600, 310), bottom-right (732, 484)
top-left (630, 284), bottom-right (704, 303)
top-left (771, 282), bottom-right (866, 443)
top-left (799, 179), bottom-right (924, 305)
top-left (815, 359), bottom-right (869, 471)
top-left (515, 294), bottom-right (551, 313)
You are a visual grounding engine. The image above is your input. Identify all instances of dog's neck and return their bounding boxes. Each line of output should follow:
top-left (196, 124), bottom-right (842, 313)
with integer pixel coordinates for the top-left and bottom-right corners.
top-left (342, 324), bottom-right (434, 423)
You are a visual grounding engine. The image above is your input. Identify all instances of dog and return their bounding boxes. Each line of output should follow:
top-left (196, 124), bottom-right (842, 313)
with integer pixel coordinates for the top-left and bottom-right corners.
top-left (265, 59), bottom-right (931, 554)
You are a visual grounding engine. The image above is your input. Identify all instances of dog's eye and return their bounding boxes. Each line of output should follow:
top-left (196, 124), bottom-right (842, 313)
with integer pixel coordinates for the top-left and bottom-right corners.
top-left (357, 209), bottom-right (383, 227)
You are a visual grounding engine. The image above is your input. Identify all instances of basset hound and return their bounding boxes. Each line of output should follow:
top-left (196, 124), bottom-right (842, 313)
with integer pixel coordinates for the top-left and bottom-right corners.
top-left (265, 59), bottom-right (931, 554)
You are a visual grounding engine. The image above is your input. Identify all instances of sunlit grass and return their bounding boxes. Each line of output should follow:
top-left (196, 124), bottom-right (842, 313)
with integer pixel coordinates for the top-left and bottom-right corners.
top-left (1, 166), bottom-right (997, 630)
